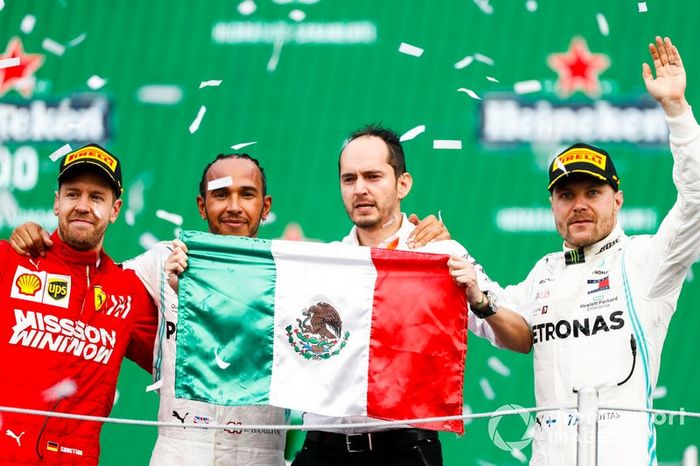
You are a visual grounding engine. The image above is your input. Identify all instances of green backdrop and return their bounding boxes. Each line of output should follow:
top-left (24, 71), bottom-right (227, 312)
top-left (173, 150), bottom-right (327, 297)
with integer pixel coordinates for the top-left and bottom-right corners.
top-left (1, 1), bottom-right (698, 464)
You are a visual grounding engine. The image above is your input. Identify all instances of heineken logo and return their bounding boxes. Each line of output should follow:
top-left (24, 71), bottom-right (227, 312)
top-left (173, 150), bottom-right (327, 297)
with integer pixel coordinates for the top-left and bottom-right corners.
top-left (286, 301), bottom-right (349, 360)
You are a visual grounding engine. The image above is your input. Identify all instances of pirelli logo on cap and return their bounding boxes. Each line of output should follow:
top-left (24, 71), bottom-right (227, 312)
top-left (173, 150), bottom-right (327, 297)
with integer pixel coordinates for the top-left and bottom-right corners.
top-left (552, 148), bottom-right (606, 172)
top-left (64, 147), bottom-right (117, 171)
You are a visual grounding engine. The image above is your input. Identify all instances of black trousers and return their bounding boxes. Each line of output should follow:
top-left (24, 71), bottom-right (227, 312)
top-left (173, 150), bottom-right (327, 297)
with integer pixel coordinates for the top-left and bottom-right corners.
top-left (291, 428), bottom-right (443, 466)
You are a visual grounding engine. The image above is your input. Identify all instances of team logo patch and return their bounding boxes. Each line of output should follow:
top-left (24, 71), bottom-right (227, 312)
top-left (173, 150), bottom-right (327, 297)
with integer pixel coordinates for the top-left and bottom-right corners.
top-left (16, 273), bottom-right (42, 296)
top-left (94, 286), bottom-right (107, 311)
top-left (286, 301), bottom-right (350, 360)
top-left (587, 275), bottom-right (610, 294)
top-left (47, 278), bottom-right (68, 300)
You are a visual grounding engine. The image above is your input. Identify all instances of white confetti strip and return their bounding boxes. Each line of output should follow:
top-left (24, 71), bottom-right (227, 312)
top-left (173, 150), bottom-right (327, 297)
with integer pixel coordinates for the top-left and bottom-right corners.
top-left (146, 379), bottom-right (163, 392)
top-left (596, 13), bottom-right (609, 36)
top-left (0, 57), bottom-right (20, 69)
top-left (260, 211), bottom-right (277, 225)
top-left (511, 449), bottom-right (528, 463)
top-left (638, 2), bottom-right (647, 12)
top-left (473, 0), bottom-right (493, 15)
top-left (237, 0), bottom-right (257, 15)
top-left (137, 85), bottom-right (183, 105)
top-left (399, 124), bottom-right (425, 142)
top-left (87, 75), bottom-right (106, 90)
top-left (215, 348), bottom-right (231, 370)
top-left (486, 76), bottom-right (499, 82)
top-left (231, 141), bottom-right (257, 150)
top-left (462, 403), bottom-right (473, 426)
top-left (0, 0), bottom-right (4, 11)
top-left (188, 106), bottom-right (207, 134)
top-left (525, 0), bottom-right (538, 12)
top-left (139, 232), bottom-right (160, 250)
top-left (477, 461), bottom-right (499, 466)
top-left (433, 139), bottom-right (462, 150)
top-left (67, 33), bottom-right (86, 47)
top-left (208, 176), bottom-right (233, 191)
top-left (474, 53), bottom-right (494, 66)
top-left (42, 38), bottom-right (66, 56)
top-left (20, 15), bottom-right (36, 34)
top-left (199, 79), bottom-right (222, 89)
top-left (289, 9), bottom-right (306, 22)
top-left (514, 79), bottom-right (542, 94)
top-left (42, 378), bottom-right (77, 402)
top-left (398, 42), bottom-right (423, 57)
top-left (113, 388), bottom-right (120, 406)
top-left (156, 209), bottom-right (183, 226)
top-left (479, 377), bottom-right (495, 400)
top-left (92, 204), bottom-right (104, 219)
top-left (454, 55), bottom-right (474, 69)
top-left (652, 386), bottom-right (667, 399)
top-left (457, 87), bottom-right (481, 100)
top-left (267, 37), bottom-right (284, 72)
top-left (487, 356), bottom-right (511, 376)
top-left (124, 209), bottom-right (135, 226)
top-left (49, 143), bottom-right (72, 162)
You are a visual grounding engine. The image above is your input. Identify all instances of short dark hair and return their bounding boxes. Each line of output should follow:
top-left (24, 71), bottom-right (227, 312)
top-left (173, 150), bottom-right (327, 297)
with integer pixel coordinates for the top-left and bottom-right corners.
top-left (198, 153), bottom-right (268, 198)
top-left (340, 124), bottom-right (406, 179)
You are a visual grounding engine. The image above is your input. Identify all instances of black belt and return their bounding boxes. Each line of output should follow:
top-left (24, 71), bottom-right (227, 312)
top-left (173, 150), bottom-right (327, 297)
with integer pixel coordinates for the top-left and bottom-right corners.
top-left (305, 428), bottom-right (438, 453)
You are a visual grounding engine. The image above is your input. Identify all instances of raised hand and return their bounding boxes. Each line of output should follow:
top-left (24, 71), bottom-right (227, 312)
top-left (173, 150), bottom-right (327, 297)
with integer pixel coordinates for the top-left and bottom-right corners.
top-left (643, 36), bottom-right (689, 118)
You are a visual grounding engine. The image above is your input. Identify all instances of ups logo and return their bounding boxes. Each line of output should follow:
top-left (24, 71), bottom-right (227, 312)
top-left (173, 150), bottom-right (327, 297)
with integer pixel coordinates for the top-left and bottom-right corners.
top-left (47, 278), bottom-right (68, 300)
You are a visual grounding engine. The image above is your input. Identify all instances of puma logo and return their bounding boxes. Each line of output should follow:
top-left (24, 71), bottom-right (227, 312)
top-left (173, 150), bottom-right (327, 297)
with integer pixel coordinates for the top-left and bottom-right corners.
top-left (172, 410), bottom-right (189, 425)
top-left (5, 430), bottom-right (25, 447)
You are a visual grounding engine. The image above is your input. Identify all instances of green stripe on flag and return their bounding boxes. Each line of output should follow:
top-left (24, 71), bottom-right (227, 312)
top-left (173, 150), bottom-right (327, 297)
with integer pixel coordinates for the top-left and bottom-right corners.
top-left (175, 231), bottom-right (277, 406)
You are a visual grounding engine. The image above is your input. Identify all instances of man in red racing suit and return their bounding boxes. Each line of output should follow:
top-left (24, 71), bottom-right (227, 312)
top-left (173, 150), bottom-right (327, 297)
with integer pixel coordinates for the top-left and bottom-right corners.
top-left (0, 144), bottom-right (157, 465)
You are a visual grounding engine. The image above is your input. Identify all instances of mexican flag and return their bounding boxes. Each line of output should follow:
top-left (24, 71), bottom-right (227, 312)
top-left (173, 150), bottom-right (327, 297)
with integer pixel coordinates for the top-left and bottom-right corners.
top-left (174, 231), bottom-right (468, 433)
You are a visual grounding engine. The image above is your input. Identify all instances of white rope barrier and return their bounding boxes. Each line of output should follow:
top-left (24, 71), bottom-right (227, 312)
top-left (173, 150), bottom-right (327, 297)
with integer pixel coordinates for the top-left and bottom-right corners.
top-left (1, 403), bottom-right (697, 431)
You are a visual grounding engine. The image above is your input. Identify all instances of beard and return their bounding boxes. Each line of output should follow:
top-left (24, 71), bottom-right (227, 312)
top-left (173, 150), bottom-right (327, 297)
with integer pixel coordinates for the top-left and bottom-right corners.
top-left (59, 218), bottom-right (107, 251)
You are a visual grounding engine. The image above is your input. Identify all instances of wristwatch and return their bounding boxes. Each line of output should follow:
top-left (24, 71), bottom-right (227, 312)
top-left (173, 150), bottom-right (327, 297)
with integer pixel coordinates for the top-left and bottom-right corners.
top-left (471, 291), bottom-right (497, 319)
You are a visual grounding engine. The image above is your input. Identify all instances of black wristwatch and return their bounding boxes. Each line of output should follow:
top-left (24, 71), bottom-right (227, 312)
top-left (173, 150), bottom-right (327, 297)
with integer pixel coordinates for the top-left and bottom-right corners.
top-left (471, 291), bottom-right (497, 319)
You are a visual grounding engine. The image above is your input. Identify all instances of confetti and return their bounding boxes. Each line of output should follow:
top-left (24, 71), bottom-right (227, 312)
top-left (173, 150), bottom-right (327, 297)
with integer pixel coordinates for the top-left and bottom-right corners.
top-left (399, 124), bottom-right (425, 142)
top-left (124, 209), bottom-right (136, 226)
top-left (92, 203), bottom-right (104, 219)
top-left (0, 57), bottom-right (19, 69)
top-left (137, 85), bottom-right (183, 105)
top-left (398, 42), bottom-right (424, 57)
top-left (514, 79), bottom-right (542, 94)
top-left (433, 139), bottom-right (462, 150)
top-left (487, 356), bottom-right (511, 376)
top-left (596, 13), bottom-right (609, 36)
top-left (188, 105), bottom-right (207, 134)
top-left (479, 377), bottom-right (495, 400)
top-left (156, 209), bottom-right (183, 226)
top-left (260, 211), bottom-right (277, 225)
top-left (237, 0), bottom-right (257, 15)
top-left (208, 176), bottom-right (233, 191)
top-left (638, 2), bottom-right (647, 12)
top-left (0, 0), bottom-right (4, 11)
top-left (473, 0), bottom-right (493, 15)
top-left (289, 9), bottom-right (306, 22)
top-left (42, 378), bottom-right (77, 401)
top-left (474, 53), bottom-right (494, 66)
top-left (267, 37), bottom-right (284, 72)
top-left (231, 141), bottom-right (257, 150)
top-left (215, 347), bottom-right (231, 370)
top-left (525, 0), bottom-right (538, 12)
top-left (462, 403), bottom-right (473, 426)
top-left (87, 75), bottom-right (106, 90)
top-left (454, 55), bottom-right (474, 69)
top-left (652, 386), bottom-right (667, 399)
top-left (49, 143), bottom-right (72, 162)
top-left (511, 449), bottom-right (528, 463)
top-left (42, 38), bottom-right (66, 56)
top-left (67, 33), bottom-right (87, 47)
top-left (139, 232), bottom-right (159, 250)
top-left (146, 379), bottom-right (163, 392)
top-left (457, 87), bottom-right (481, 100)
top-left (199, 79), bottom-right (222, 89)
top-left (486, 76), bottom-right (499, 82)
top-left (20, 15), bottom-right (36, 34)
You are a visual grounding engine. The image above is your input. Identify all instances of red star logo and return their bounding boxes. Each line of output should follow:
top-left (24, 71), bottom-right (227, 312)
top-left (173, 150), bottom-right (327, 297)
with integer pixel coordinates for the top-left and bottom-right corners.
top-left (0, 37), bottom-right (45, 98)
top-left (547, 37), bottom-right (610, 98)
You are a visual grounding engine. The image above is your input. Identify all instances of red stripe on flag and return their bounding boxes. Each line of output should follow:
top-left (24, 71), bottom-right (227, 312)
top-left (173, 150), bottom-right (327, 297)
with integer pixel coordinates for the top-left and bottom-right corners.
top-left (366, 248), bottom-right (467, 434)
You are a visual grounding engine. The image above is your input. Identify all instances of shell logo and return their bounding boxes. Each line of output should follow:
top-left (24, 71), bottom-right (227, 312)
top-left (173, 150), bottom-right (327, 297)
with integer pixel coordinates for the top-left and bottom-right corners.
top-left (16, 273), bottom-right (42, 296)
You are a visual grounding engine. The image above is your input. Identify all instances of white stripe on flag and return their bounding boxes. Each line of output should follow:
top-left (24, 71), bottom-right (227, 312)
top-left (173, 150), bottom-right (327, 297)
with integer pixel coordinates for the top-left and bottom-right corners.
top-left (269, 241), bottom-right (375, 416)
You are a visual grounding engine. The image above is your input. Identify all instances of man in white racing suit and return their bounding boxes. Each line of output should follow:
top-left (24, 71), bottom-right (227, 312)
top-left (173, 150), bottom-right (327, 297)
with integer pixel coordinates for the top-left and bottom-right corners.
top-left (503, 36), bottom-right (700, 465)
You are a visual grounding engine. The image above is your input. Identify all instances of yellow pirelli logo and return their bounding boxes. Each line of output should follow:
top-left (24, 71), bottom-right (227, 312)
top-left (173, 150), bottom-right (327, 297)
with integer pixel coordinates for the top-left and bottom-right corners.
top-left (65, 147), bottom-right (117, 171)
top-left (552, 148), bottom-right (606, 172)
